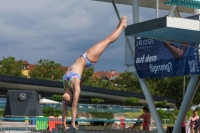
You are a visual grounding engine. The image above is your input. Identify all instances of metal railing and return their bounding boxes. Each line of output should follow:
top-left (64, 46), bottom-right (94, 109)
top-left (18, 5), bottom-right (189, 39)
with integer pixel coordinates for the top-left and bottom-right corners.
top-left (0, 115), bottom-right (50, 133)
top-left (0, 115), bottom-right (176, 133)
top-left (0, 116), bottom-right (139, 132)
top-left (0, 103), bottom-right (140, 113)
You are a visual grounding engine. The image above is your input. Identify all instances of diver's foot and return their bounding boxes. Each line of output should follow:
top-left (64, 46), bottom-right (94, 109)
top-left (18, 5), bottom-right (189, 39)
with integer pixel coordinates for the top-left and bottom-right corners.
top-left (66, 127), bottom-right (70, 129)
top-left (70, 126), bottom-right (79, 131)
top-left (63, 124), bottom-right (70, 131)
top-left (120, 16), bottom-right (127, 28)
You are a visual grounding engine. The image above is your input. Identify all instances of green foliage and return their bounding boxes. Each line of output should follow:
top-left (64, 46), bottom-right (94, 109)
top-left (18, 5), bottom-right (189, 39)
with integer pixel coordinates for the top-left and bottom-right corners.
top-left (29, 59), bottom-right (65, 81)
top-left (186, 110), bottom-right (193, 119)
top-left (155, 100), bottom-right (167, 108)
top-left (0, 110), bottom-right (4, 116)
top-left (196, 106), bottom-right (200, 111)
top-left (82, 68), bottom-right (115, 89)
top-left (95, 78), bottom-right (115, 89)
top-left (42, 107), bottom-right (54, 116)
top-left (51, 94), bottom-right (62, 102)
top-left (157, 110), bottom-right (176, 121)
top-left (146, 76), bottom-right (190, 108)
top-left (91, 98), bottom-right (104, 104)
top-left (42, 107), bottom-right (64, 117)
top-left (0, 56), bottom-right (24, 76)
top-left (156, 109), bottom-right (195, 123)
top-left (124, 112), bottom-right (142, 119)
top-left (193, 86), bottom-right (200, 105)
top-left (89, 112), bottom-right (113, 119)
top-left (125, 97), bottom-right (139, 106)
top-left (54, 110), bottom-right (61, 117)
top-left (112, 72), bottom-right (142, 92)
top-left (173, 110), bottom-right (180, 119)
top-left (81, 68), bottom-right (95, 85)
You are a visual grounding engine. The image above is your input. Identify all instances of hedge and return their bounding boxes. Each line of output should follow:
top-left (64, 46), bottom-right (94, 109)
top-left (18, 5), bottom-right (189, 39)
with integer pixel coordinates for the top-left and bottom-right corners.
top-left (89, 112), bottom-right (113, 119)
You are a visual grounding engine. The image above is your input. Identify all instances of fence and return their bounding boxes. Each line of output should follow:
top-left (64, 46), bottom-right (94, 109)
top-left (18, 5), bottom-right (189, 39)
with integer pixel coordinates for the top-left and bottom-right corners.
top-left (0, 115), bottom-right (51, 133)
top-left (0, 115), bottom-right (176, 133)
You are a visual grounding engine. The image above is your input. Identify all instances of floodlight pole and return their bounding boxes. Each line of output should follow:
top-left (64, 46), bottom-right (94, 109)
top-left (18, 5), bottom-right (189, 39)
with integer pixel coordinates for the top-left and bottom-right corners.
top-left (132, 0), bottom-right (139, 24)
top-left (156, 0), bottom-right (159, 18)
top-left (132, 0), bottom-right (165, 133)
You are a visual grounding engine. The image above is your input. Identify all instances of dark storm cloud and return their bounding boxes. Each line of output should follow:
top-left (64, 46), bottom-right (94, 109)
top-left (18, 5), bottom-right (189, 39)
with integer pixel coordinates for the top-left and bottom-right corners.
top-left (0, 0), bottom-right (155, 72)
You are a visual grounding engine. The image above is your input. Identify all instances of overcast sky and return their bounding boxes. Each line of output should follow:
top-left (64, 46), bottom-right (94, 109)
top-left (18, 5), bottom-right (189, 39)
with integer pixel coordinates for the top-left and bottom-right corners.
top-left (0, 0), bottom-right (159, 72)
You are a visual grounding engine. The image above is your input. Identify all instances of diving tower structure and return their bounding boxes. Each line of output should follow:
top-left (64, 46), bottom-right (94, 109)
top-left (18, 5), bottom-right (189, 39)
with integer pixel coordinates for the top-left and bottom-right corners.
top-left (91, 0), bottom-right (200, 133)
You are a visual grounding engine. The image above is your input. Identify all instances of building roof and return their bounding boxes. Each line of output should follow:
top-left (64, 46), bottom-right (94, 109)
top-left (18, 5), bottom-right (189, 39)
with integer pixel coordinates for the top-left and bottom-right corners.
top-left (94, 70), bottom-right (120, 80)
top-left (21, 60), bottom-right (69, 71)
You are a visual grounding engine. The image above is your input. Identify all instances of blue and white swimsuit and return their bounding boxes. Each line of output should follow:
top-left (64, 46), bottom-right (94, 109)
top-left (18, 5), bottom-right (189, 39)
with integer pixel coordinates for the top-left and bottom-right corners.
top-left (81, 52), bottom-right (95, 68)
top-left (62, 52), bottom-right (95, 90)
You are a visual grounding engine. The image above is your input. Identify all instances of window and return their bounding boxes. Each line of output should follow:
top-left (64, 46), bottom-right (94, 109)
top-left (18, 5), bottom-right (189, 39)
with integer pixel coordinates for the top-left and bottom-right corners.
top-left (24, 65), bottom-right (28, 70)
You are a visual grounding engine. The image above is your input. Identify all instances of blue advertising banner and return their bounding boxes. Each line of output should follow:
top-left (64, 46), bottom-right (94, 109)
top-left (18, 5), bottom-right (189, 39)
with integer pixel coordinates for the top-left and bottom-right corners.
top-left (135, 15), bottom-right (200, 78)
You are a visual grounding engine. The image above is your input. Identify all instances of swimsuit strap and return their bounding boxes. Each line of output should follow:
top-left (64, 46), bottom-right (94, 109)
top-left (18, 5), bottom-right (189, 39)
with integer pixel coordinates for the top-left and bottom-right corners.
top-left (62, 79), bottom-right (70, 91)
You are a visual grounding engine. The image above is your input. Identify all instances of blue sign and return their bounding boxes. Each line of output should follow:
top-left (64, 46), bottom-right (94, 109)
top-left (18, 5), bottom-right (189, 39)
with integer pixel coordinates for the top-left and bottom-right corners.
top-left (135, 15), bottom-right (199, 78)
top-left (135, 38), bottom-right (199, 78)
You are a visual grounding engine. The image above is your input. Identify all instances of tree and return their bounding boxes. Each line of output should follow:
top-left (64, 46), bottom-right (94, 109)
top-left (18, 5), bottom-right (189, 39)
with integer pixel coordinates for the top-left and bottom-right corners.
top-left (191, 78), bottom-right (200, 105)
top-left (0, 56), bottom-right (24, 76)
top-left (78, 69), bottom-right (194, 108)
top-left (81, 68), bottom-right (95, 85)
top-left (113, 71), bottom-right (142, 92)
top-left (29, 59), bottom-right (65, 81)
top-left (195, 106), bottom-right (200, 111)
top-left (81, 68), bottom-right (115, 89)
top-left (113, 73), bottom-right (191, 108)
top-left (95, 78), bottom-right (114, 89)
top-left (125, 97), bottom-right (139, 108)
top-left (146, 76), bottom-right (189, 108)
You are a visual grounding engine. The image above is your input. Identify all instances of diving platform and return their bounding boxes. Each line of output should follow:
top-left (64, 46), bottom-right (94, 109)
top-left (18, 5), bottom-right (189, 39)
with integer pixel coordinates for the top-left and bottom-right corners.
top-left (125, 15), bottom-right (200, 44)
top-left (164, 0), bottom-right (200, 9)
top-left (93, 0), bottom-right (195, 14)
